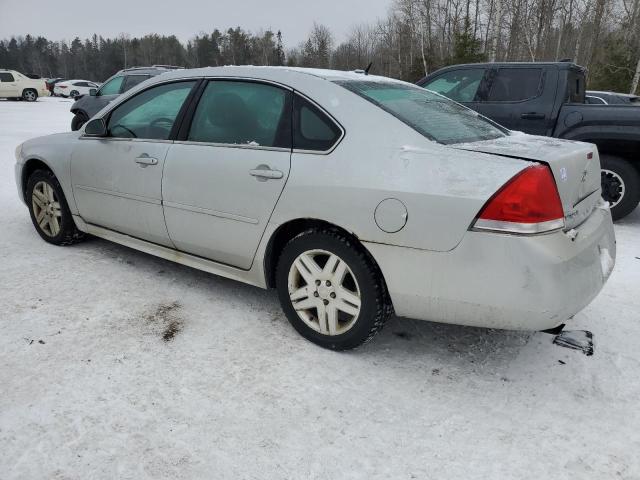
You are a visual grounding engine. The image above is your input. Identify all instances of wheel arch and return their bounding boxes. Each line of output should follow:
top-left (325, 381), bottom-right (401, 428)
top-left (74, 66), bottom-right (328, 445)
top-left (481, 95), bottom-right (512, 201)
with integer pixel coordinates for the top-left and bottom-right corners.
top-left (21, 158), bottom-right (54, 199)
top-left (262, 218), bottom-right (389, 297)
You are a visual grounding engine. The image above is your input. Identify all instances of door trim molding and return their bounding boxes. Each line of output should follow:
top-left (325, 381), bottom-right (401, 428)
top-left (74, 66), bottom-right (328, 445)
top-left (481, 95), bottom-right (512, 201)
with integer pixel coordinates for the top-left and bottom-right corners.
top-left (74, 184), bottom-right (161, 205)
top-left (162, 200), bottom-right (259, 224)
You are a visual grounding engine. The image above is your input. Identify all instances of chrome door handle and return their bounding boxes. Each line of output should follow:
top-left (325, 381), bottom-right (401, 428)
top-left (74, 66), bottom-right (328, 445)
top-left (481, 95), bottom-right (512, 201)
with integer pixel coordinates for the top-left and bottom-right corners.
top-left (135, 156), bottom-right (158, 167)
top-left (249, 165), bottom-right (284, 181)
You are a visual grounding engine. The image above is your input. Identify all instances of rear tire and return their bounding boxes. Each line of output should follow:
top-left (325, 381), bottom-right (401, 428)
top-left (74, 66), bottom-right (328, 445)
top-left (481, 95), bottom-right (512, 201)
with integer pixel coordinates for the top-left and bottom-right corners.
top-left (26, 170), bottom-right (85, 246)
top-left (69, 90), bottom-right (80, 99)
top-left (275, 229), bottom-right (392, 350)
top-left (71, 112), bottom-right (89, 131)
top-left (22, 89), bottom-right (37, 102)
top-left (601, 155), bottom-right (640, 221)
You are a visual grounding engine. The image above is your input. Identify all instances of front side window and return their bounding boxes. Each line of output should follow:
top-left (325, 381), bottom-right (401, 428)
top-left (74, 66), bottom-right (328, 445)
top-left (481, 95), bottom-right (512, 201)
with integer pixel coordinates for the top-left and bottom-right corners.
top-left (107, 81), bottom-right (196, 140)
top-left (422, 68), bottom-right (486, 103)
top-left (0, 72), bottom-right (15, 82)
top-left (337, 80), bottom-right (506, 145)
top-left (188, 80), bottom-right (291, 147)
top-left (487, 68), bottom-right (543, 102)
top-left (122, 75), bottom-right (151, 92)
top-left (293, 95), bottom-right (342, 151)
top-left (98, 75), bottom-right (124, 96)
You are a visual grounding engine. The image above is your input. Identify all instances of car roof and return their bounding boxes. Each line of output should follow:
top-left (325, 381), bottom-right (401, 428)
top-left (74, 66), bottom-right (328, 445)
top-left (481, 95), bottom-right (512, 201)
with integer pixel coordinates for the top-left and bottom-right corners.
top-left (425, 61), bottom-right (584, 73)
top-left (116, 65), bottom-right (183, 75)
top-left (149, 65), bottom-right (406, 85)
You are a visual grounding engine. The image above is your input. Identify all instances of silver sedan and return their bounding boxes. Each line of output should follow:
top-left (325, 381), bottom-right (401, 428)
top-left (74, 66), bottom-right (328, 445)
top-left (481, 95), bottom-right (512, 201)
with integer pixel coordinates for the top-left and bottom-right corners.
top-left (14, 67), bottom-right (616, 350)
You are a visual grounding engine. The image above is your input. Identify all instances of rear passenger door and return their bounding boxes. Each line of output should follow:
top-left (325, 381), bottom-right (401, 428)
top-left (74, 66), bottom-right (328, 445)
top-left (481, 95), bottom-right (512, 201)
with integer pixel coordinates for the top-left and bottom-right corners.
top-left (162, 79), bottom-right (292, 269)
top-left (476, 66), bottom-right (557, 135)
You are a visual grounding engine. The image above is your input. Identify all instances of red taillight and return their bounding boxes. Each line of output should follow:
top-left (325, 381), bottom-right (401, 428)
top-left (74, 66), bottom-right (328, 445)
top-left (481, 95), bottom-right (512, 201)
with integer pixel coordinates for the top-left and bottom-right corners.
top-left (473, 164), bottom-right (565, 234)
top-left (58, 85), bottom-right (67, 88)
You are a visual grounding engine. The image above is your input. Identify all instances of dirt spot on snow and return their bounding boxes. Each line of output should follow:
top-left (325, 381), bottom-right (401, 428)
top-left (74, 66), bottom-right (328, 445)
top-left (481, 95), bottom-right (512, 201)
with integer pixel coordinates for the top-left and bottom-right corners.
top-left (393, 331), bottom-right (413, 340)
top-left (162, 321), bottom-right (182, 341)
top-left (145, 302), bottom-right (184, 342)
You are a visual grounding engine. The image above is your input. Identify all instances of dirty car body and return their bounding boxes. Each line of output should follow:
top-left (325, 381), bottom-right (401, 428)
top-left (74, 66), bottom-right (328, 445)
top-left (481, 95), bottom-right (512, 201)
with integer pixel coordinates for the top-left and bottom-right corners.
top-left (15, 67), bottom-right (616, 349)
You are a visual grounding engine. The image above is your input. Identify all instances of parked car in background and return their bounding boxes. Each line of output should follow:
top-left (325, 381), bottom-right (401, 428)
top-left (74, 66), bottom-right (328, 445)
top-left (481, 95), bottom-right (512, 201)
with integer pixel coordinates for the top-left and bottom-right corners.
top-left (54, 80), bottom-right (99, 99)
top-left (45, 78), bottom-right (67, 96)
top-left (0, 69), bottom-right (48, 101)
top-left (419, 62), bottom-right (640, 220)
top-left (15, 66), bottom-right (615, 350)
top-left (586, 91), bottom-right (640, 105)
top-left (70, 65), bottom-right (183, 131)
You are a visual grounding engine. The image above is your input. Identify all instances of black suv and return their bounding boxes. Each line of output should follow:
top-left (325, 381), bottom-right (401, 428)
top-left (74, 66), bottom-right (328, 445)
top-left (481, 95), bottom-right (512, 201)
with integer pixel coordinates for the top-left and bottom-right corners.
top-left (418, 62), bottom-right (640, 220)
top-left (70, 65), bottom-right (183, 131)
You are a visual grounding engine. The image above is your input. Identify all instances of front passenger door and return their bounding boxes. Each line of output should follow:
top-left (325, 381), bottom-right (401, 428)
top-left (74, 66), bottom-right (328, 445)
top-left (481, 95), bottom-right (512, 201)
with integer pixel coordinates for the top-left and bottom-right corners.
top-left (71, 80), bottom-right (197, 246)
top-left (162, 79), bottom-right (292, 269)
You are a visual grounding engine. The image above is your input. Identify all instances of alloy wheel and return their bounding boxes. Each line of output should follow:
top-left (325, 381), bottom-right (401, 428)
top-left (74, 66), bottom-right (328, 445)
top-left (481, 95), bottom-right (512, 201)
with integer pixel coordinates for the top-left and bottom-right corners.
top-left (287, 249), bottom-right (361, 336)
top-left (31, 180), bottom-right (62, 237)
top-left (601, 169), bottom-right (625, 208)
top-left (24, 90), bottom-right (36, 101)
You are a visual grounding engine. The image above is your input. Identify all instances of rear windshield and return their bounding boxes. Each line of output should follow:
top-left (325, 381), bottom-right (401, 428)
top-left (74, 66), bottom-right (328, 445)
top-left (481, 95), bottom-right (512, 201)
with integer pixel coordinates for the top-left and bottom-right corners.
top-left (335, 80), bottom-right (507, 145)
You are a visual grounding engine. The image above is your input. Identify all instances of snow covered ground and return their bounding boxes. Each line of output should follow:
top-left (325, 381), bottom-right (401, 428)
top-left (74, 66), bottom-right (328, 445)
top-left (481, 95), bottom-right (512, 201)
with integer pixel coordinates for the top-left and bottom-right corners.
top-left (1, 97), bottom-right (639, 480)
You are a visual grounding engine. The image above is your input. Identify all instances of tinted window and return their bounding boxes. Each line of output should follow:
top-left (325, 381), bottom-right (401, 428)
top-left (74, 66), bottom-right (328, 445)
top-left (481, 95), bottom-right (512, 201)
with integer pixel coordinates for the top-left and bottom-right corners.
top-left (293, 95), bottom-right (341, 151)
top-left (487, 68), bottom-right (543, 102)
top-left (188, 80), bottom-right (291, 148)
top-left (567, 70), bottom-right (585, 103)
top-left (122, 75), bottom-right (151, 92)
top-left (0, 72), bottom-right (15, 82)
top-left (423, 69), bottom-right (485, 102)
top-left (98, 75), bottom-right (124, 96)
top-left (337, 80), bottom-right (506, 145)
top-left (107, 81), bottom-right (195, 140)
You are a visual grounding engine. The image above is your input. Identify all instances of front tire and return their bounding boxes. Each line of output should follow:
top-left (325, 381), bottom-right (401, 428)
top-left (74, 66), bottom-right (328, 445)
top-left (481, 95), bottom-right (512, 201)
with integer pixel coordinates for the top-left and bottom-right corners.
top-left (601, 155), bottom-right (640, 221)
top-left (26, 170), bottom-right (85, 245)
top-left (71, 112), bottom-right (88, 131)
top-left (275, 229), bottom-right (392, 350)
top-left (22, 89), bottom-right (37, 102)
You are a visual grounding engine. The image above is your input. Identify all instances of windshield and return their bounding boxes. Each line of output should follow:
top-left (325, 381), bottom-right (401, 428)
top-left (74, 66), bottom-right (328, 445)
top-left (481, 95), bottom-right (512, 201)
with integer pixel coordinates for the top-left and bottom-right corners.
top-left (335, 80), bottom-right (507, 145)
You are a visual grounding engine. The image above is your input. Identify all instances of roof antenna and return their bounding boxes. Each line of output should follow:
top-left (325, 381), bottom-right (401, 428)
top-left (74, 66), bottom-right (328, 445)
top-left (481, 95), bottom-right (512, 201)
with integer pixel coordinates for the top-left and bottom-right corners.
top-left (364, 62), bottom-right (373, 75)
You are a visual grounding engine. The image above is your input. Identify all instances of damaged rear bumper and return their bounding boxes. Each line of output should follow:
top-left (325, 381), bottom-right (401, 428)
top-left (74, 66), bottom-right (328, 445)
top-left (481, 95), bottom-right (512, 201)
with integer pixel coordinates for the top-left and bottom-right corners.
top-left (363, 206), bottom-right (616, 331)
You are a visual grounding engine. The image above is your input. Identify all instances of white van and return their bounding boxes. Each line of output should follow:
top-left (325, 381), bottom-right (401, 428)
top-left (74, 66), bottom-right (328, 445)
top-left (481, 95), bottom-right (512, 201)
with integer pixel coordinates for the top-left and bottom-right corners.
top-left (0, 70), bottom-right (49, 101)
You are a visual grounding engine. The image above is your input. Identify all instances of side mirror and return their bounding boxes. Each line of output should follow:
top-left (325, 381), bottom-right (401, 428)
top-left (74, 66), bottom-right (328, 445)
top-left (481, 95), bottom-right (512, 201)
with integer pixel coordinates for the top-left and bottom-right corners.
top-left (84, 118), bottom-right (107, 137)
top-left (89, 88), bottom-right (97, 96)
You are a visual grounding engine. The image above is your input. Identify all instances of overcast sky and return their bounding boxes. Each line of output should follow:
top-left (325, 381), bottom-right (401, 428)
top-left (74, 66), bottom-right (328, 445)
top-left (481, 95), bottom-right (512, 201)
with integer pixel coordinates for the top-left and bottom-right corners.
top-left (0, 0), bottom-right (391, 47)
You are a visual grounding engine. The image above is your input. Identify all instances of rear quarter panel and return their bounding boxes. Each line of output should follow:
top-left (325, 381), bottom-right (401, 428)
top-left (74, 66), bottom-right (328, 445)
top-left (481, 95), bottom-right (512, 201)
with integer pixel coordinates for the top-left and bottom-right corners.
top-left (270, 79), bottom-right (529, 252)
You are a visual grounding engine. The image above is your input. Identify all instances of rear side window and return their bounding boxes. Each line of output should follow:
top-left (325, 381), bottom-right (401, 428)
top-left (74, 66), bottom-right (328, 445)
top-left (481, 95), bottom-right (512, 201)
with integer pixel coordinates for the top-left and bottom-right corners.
top-left (567, 70), bottom-right (585, 103)
top-left (422, 68), bottom-right (486, 102)
top-left (98, 75), bottom-right (124, 96)
top-left (0, 72), bottom-right (15, 82)
top-left (188, 80), bottom-right (291, 148)
top-left (122, 75), bottom-right (151, 92)
top-left (293, 95), bottom-right (342, 151)
top-left (488, 68), bottom-right (543, 102)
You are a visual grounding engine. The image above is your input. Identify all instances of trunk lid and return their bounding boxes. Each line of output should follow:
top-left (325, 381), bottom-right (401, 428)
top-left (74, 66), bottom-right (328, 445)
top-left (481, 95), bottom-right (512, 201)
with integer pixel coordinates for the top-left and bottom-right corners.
top-left (452, 133), bottom-right (601, 229)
